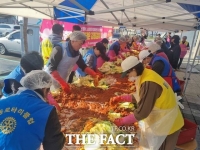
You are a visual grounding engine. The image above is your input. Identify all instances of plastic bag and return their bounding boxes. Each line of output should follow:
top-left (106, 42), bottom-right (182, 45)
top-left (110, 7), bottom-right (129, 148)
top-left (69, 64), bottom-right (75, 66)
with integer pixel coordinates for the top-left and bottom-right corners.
top-left (138, 105), bottom-right (179, 150)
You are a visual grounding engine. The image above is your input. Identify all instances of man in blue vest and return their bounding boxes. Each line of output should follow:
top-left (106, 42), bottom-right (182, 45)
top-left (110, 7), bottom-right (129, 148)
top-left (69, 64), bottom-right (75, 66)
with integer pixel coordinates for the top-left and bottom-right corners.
top-left (2, 51), bottom-right (44, 98)
top-left (0, 70), bottom-right (65, 150)
top-left (139, 49), bottom-right (181, 94)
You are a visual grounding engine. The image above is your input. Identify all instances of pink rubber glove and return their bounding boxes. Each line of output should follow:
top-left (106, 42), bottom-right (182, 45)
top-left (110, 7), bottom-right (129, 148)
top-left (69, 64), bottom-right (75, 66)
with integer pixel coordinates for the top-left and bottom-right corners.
top-left (114, 114), bottom-right (137, 126)
top-left (47, 93), bottom-right (61, 112)
top-left (121, 94), bottom-right (132, 102)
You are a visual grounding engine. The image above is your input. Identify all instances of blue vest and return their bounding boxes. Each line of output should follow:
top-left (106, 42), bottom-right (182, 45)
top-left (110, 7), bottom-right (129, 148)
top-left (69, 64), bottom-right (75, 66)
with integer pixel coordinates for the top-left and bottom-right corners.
top-left (109, 41), bottom-right (120, 51)
top-left (2, 65), bottom-right (25, 97)
top-left (76, 49), bottom-right (97, 77)
top-left (108, 41), bottom-right (120, 55)
top-left (150, 55), bottom-right (180, 92)
top-left (165, 41), bottom-right (171, 49)
top-left (0, 90), bottom-right (53, 150)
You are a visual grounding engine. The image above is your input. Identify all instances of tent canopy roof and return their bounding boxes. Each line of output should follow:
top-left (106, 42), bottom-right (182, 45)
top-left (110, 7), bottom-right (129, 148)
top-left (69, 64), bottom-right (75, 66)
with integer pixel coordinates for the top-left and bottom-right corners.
top-left (0, 0), bottom-right (199, 31)
top-left (88, 0), bottom-right (200, 31)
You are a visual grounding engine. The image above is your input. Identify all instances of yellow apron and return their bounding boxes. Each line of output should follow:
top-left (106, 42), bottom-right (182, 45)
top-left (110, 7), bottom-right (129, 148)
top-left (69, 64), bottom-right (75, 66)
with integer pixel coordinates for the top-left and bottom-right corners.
top-left (133, 69), bottom-right (184, 150)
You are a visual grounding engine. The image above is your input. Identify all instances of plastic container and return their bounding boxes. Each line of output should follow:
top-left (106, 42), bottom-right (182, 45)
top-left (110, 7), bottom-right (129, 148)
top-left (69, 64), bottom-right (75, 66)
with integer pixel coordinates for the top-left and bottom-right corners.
top-left (176, 119), bottom-right (197, 145)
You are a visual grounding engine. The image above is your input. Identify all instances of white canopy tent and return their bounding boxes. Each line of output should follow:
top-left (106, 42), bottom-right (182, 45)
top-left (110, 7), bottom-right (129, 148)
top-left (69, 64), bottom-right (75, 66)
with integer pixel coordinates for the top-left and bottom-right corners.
top-left (0, 0), bottom-right (199, 31)
top-left (0, 0), bottom-right (88, 20)
top-left (86, 0), bottom-right (200, 32)
top-left (0, 0), bottom-right (199, 93)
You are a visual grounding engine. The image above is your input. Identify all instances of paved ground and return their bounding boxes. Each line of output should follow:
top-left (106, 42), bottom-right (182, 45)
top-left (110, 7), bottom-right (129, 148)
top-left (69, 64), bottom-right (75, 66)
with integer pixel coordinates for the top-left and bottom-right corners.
top-left (176, 62), bottom-right (200, 149)
top-left (0, 53), bottom-right (20, 80)
top-left (0, 53), bottom-right (20, 95)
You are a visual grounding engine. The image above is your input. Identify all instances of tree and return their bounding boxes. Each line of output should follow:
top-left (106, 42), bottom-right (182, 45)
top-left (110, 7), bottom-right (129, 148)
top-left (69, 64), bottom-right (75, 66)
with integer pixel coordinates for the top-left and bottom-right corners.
top-left (23, 17), bottom-right (28, 54)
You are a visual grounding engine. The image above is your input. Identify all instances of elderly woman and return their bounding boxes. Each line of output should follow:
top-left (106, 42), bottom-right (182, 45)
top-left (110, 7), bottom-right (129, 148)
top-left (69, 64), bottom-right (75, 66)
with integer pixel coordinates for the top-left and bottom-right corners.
top-left (132, 35), bottom-right (140, 50)
top-left (107, 36), bottom-right (127, 61)
top-left (0, 70), bottom-right (65, 150)
top-left (111, 56), bottom-right (183, 150)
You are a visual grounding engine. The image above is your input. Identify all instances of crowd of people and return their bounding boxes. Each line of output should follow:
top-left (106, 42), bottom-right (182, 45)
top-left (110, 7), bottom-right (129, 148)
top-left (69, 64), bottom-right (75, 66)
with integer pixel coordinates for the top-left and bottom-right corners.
top-left (0, 23), bottom-right (189, 150)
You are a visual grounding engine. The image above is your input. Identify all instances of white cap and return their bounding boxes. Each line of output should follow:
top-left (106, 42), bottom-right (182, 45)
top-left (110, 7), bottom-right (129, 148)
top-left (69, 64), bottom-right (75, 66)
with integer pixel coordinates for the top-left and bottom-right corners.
top-left (121, 56), bottom-right (140, 73)
top-left (147, 43), bottom-right (161, 53)
top-left (139, 50), bottom-right (151, 62)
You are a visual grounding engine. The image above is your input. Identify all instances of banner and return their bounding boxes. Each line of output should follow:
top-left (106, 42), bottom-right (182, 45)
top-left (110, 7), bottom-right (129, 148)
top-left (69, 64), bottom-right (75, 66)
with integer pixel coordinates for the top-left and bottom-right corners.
top-left (40, 19), bottom-right (113, 47)
top-left (81, 25), bottom-right (102, 47)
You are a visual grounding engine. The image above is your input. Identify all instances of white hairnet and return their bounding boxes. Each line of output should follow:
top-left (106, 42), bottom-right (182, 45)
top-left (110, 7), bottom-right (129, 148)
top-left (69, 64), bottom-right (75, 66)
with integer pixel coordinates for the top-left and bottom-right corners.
top-left (70, 31), bottom-right (87, 41)
top-left (20, 70), bottom-right (52, 90)
top-left (119, 36), bottom-right (126, 42)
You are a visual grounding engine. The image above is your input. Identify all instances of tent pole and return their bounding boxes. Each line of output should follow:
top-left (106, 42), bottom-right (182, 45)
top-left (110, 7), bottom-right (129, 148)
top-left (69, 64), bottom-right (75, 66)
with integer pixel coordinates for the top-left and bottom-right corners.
top-left (120, 0), bottom-right (125, 24)
top-left (183, 31), bottom-right (200, 93)
top-left (183, 30), bottom-right (196, 81)
top-left (100, 0), bottom-right (120, 23)
top-left (180, 30), bottom-right (183, 39)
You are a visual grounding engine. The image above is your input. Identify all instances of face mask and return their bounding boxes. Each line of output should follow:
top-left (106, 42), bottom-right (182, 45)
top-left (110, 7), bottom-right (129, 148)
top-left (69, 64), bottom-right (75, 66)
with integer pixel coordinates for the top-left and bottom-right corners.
top-left (128, 76), bottom-right (138, 82)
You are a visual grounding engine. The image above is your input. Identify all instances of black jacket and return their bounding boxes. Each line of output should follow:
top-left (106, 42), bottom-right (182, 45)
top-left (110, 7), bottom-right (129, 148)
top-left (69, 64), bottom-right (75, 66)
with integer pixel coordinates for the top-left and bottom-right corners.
top-left (168, 44), bottom-right (181, 69)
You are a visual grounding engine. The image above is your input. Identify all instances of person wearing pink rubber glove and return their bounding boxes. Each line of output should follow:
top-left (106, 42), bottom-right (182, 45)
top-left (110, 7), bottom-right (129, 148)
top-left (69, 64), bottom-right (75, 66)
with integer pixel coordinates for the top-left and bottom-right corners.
top-left (110, 94), bottom-right (136, 126)
top-left (111, 95), bottom-right (137, 126)
top-left (96, 38), bottom-right (110, 68)
top-left (113, 56), bottom-right (184, 150)
top-left (121, 35), bottom-right (131, 52)
top-left (114, 114), bottom-right (137, 126)
top-left (107, 36), bottom-right (127, 61)
top-left (47, 92), bottom-right (61, 112)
